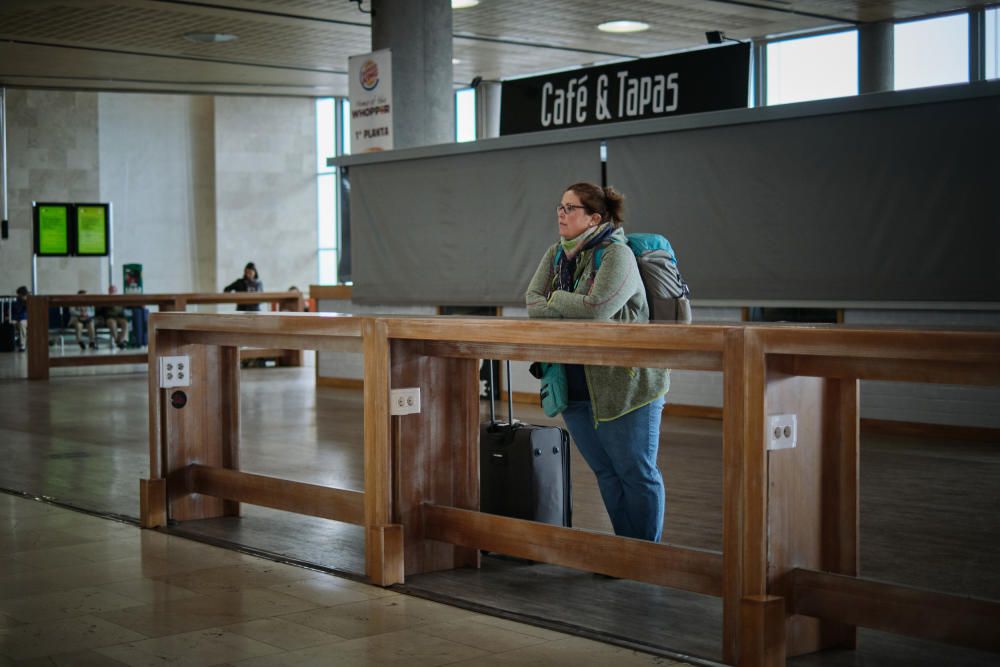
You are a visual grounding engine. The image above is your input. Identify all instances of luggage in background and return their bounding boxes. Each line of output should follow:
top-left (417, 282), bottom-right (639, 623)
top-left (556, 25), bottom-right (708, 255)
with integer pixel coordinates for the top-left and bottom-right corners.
top-left (479, 360), bottom-right (571, 527)
top-left (0, 298), bottom-right (17, 352)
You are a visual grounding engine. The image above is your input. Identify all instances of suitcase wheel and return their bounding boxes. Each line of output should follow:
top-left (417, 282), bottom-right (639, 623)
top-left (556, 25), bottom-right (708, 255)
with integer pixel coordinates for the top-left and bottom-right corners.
top-left (533, 448), bottom-right (541, 457)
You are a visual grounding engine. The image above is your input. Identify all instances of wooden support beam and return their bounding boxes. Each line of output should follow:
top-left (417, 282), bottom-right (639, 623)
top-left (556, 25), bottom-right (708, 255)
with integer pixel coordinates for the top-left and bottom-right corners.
top-left (740, 595), bottom-right (785, 667)
top-left (51, 353), bottom-right (147, 367)
top-left (186, 464), bottom-right (365, 525)
top-left (419, 340), bottom-right (723, 371)
top-left (769, 354), bottom-right (1000, 386)
top-left (27, 296), bottom-right (50, 380)
top-left (139, 478), bottom-right (167, 528)
top-left (390, 341), bottom-right (481, 576)
top-left (363, 318), bottom-right (398, 583)
top-left (422, 504), bottom-right (723, 596)
top-left (722, 327), bottom-right (751, 665)
top-left (790, 568), bottom-right (1000, 653)
top-left (366, 524), bottom-right (405, 586)
top-left (764, 371), bottom-right (858, 656)
top-left (728, 328), bottom-right (769, 664)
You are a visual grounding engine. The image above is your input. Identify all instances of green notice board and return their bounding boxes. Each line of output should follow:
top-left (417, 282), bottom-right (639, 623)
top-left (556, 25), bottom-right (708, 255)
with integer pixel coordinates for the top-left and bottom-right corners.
top-left (76, 205), bottom-right (108, 255)
top-left (37, 205), bottom-right (70, 255)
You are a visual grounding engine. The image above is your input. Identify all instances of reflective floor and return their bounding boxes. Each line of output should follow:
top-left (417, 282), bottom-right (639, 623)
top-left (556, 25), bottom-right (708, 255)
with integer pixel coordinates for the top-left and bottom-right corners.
top-left (0, 493), bottom-right (683, 666)
top-left (1, 350), bottom-right (998, 666)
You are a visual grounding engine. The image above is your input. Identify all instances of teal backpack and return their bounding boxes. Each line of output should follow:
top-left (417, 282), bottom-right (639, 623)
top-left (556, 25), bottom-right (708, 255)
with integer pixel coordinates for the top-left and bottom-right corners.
top-left (594, 233), bottom-right (692, 323)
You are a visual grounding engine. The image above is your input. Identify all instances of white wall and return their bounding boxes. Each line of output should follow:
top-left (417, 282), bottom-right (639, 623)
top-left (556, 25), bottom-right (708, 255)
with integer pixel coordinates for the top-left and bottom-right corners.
top-left (98, 93), bottom-right (216, 293)
top-left (1, 91), bottom-right (317, 301)
top-left (1, 90), bottom-right (102, 294)
top-left (214, 97), bottom-right (317, 296)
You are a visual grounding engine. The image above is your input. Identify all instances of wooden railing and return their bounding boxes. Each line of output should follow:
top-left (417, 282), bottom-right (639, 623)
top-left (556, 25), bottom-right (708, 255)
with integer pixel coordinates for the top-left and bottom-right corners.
top-left (26, 291), bottom-right (304, 379)
top-left (138, 312), bottom-right (1000, 666)
top-left (735, 325), bottom-right (1000, 664)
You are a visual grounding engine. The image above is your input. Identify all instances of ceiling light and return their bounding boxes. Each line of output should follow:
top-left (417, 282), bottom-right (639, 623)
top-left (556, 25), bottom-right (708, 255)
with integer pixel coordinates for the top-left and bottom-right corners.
top-left (452, 0), bottom-right (479, 8)
top-left (183, 32), bottom-right (239, 44)
top-left (598, 20), bottom-right (649, 34)
top-left (452, 58), bottom-right (461, 64)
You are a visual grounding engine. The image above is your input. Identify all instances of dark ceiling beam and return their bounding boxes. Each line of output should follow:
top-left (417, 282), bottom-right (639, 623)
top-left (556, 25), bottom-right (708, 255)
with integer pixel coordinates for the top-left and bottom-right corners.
top-left (706, 0), bottom-right (860, 25)
top-left (0, 72), bottom-right (340, 87)
top-left (0, 39), bottom-right (346, 75)
top-left (152, 0), bottom-right (371, 28)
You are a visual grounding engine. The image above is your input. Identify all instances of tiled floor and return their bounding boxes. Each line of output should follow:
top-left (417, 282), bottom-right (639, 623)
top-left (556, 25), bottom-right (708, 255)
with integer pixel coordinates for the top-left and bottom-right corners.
top-left (2, 350), bottom-right (998, 665)
top-left (0, 493), bottom-right (683, 666)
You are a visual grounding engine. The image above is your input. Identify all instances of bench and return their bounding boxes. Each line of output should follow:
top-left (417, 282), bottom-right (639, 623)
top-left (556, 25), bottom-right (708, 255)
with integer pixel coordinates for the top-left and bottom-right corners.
top-left (26, 291), bottom-right (305, 379)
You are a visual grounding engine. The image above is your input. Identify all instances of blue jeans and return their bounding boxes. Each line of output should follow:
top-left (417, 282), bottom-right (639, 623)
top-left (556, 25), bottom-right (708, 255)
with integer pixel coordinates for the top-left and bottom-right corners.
top-left (562, 397), bottom-right (665, 542)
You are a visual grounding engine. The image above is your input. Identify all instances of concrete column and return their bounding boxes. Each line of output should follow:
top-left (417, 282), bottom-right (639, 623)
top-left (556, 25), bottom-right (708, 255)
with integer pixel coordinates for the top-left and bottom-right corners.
top-left (858, 22), bottom-right (894, 94)
top-left (371, 0), bottom-right (454, 149)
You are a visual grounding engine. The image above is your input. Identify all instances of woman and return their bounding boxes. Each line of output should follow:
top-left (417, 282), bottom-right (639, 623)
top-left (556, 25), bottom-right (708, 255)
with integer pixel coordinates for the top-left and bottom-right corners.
top-left (525, 182), bottom-right (670, 542)
top-left (224, 262), bottom-right (263, 312)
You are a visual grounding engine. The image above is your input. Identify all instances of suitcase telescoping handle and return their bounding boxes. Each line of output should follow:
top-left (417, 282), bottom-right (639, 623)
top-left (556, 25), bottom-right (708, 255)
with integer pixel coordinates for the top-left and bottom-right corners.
top-left (486, 359), bottom-right (515, 425)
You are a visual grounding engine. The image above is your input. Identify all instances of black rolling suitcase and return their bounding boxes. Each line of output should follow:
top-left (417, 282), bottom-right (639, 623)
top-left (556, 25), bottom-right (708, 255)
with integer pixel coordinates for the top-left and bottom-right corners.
top-left (480, 360), bottom-right (571, 527)
top-left (1, 298), bottom-right (17, 353)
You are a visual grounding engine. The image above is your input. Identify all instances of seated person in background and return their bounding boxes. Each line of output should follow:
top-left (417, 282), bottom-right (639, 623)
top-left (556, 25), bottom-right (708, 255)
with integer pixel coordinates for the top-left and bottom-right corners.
top-left (12, 286), bottom-right (29, 352)
top-left (98, 285), bottom-right (129, 350)
top-left (279, 285), bottom-right (307, 312)
top-left (223, 262), bottom-right (263, 312)
top-left (67, 289), bottom-right (97, 350)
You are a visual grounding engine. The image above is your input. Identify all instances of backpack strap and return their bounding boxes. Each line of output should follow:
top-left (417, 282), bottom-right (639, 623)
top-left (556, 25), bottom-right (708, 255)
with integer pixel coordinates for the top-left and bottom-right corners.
top-left (592, 239), bottom-right (619, 271)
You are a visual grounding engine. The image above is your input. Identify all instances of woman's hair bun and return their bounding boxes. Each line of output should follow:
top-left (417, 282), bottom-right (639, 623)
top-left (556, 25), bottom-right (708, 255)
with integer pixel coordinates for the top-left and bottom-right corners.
top-left (603, 186), bottom-right (625, 225)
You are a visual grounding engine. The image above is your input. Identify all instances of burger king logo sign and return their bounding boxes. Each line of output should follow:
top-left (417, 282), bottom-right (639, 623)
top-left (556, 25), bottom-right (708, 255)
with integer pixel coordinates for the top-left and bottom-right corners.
top-left (360, 59), bottom-right (380, 91)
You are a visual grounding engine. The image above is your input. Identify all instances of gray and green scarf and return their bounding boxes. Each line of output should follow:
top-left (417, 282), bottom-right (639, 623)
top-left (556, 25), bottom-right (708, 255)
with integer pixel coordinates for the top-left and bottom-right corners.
top-left (555, 222), bottom-right (615, 292)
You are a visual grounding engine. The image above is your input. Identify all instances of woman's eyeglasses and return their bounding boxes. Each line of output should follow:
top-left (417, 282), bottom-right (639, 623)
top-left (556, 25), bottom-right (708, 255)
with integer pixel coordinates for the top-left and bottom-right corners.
top-left (556, 204), bottom-right (587, 215)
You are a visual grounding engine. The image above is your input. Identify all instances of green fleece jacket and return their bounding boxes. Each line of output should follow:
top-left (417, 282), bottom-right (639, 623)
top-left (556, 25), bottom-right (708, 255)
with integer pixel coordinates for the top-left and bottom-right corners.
top-left (525, 226), bottom-right (670, 422)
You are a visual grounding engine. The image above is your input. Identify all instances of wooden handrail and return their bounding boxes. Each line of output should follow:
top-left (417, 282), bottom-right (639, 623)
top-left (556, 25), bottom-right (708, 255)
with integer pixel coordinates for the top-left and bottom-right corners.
top-left (35, 290), bottom-right (303, 307)
top-left (386, 316), bottom-right (730, 351)
top-left (138, 312), bottom-right (1000, 666)
top-left (26, 292), bottom-right (306, 379)
top-left (790, 568), bottom-right (1000, 653)
top-left (186, 464), bottom-right (365, 525)
top-left (423, 503), bottom-right (723, 596)
top-left (752, 324), bottom-right (1000, 364)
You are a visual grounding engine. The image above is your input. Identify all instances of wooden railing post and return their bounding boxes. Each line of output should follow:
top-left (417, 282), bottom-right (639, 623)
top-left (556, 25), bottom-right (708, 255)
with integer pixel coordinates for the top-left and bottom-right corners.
top-left (363, 318), bottom-right (404, 585)
top-left (279, 294), bottom-right (306, 366)
top-left (389, 339), bottom-right (480, 577)
top-left (722, 327), bottom-right (743, 663)
top-left (740, 595), bottom-right (786, 667)
top-left (150, 330), bottom-right (240, 522)
top-left (725, 327), bottom-right (770, 664)
top-left (760, 367), bottom-right (859, 657)
top-left (27, 295), bottom-right (50, 380)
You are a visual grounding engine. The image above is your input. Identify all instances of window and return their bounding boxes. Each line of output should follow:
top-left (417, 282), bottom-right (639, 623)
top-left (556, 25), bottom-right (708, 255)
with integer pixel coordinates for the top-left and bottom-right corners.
top-left (341, 98), bottom-right (351, 156)
top-left (894, 13), bottom-right (969, 90)
top-left (455, 87), bottom-right (476, 142)
top-left (316, 98), bottom-right (339, 284)
top-left (987, 7), bottom-right (1000, 80)
top-left (766, 31), bottom-right (858, 105)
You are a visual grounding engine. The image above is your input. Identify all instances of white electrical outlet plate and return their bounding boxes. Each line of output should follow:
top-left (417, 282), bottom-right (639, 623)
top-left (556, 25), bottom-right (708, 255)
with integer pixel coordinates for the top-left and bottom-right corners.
top-left (390, 387), bottom-right (421, 415)
top-left (767, 413), bottom-right (797, 450)
top-left (159, 355), bottom-right (191, 388)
